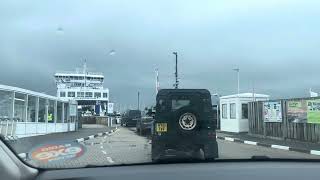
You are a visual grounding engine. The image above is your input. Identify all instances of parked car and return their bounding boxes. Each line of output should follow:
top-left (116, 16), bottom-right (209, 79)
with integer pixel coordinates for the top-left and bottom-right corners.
top-left (136, 116), bottom-right (154, 135)
top-left (121, 110), bottom-right (141, 127)
top-left (115, 112), bottom-right (121, 124)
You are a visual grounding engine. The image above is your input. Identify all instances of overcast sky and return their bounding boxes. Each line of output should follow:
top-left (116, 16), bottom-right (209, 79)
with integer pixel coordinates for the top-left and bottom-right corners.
top-left (1, 0), bottom-right (320, 108)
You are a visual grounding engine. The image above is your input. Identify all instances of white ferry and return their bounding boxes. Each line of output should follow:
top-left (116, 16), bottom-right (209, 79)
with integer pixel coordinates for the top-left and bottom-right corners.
top-left (54, 62), bottom-right (109, 116)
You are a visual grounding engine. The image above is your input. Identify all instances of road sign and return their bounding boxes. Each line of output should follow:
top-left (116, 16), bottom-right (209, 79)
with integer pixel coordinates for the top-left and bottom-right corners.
top-left (108, 103), bottom-right (114, 114)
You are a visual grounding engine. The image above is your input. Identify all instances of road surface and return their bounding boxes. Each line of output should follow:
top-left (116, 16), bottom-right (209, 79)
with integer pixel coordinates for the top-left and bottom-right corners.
top-left (23, 127), bottom-right (320, 169)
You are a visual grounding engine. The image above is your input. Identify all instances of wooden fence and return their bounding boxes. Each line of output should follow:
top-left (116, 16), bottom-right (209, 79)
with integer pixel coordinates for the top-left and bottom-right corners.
top-left (248, 99), bottom-right (320, 143)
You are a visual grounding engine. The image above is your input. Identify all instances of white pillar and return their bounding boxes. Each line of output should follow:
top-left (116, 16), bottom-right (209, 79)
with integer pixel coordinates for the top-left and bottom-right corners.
top-left (24, 94), bottom-right (28, 136)
top-left (45, 99), bottom-right (48, 133)
top-left (10, 92), bottom-right (15, 137)
top-left (54, 100), bottom-right (57, 132)
top-left (10, 92), bottom-right (15, 120)
top-left (35, 97), bottom-right (39, 123)
top-left (62, 103), bottom-right (65, 123)
top-left (54, 100), bottom-right (57, 123)
top-left (24, 94), bottom-right (28, 122)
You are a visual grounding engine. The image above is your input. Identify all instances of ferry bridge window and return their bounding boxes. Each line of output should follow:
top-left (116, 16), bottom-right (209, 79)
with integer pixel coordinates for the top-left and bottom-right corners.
top-left (60, 91), bottom-right (66, 97)
top-left (94, 92), bottom-right (101, 98)
top-left (77, 92), bottom-right (84, 97)
top-left (103, 93), bottom-right (108, 98)
top-left (85, 92), bottom-right (93, 98)
top-left (27, 95), bottom-right (36, 122)
top-left (68, 92), bottom-right (75, 97)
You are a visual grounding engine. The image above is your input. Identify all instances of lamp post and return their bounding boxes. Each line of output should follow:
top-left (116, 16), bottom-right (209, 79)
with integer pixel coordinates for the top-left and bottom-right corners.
top-left (233, 68), bottom-right (240, 96)
top-left (173, 52), bottom-right (179, 89)
top-left (137, 91), bottom-right (140, 110)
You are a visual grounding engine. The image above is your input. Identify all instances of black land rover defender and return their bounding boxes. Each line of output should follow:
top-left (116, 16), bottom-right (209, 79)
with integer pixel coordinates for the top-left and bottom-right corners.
top-left (152, 89), bottom-right (219, 161)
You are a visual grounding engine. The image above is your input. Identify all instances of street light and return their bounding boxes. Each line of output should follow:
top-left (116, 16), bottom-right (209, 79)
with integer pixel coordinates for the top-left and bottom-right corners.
top-left (233, 68), bottom-right (240, 96)
top-left (173, 52), bottom-right (179, 89)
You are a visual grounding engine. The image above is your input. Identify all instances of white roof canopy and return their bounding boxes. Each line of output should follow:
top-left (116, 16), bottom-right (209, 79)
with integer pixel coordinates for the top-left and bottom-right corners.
top-left (220, 93), bottom-right (269, 99)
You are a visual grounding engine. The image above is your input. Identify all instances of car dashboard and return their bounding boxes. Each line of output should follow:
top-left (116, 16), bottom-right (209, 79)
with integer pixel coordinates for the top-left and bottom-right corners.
top-left (36, 161), bottom-right (320, 180)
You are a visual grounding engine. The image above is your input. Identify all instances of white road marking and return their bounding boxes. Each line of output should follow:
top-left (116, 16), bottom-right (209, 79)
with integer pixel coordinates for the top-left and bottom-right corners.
top-left (244, 141), bottom-right (257, 145)
top-left (271, 145), bottom-right (289, 150)
top-left (100, 146), bottom-right (103, 149)
top-left (77, 138), bottom-right (84, 142)
top-left (102, 150), bottom-right (107, 154)
top-left (107, 157), bottom-right (114, 163)
top-left (225, 137), bottom-right (234, 142)
top-left (310, 150), bottom-right (320, 156)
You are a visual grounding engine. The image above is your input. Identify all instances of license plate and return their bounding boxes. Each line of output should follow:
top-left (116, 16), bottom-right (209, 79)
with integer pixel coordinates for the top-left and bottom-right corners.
top-left (156, 123), bottom-right (167, 132)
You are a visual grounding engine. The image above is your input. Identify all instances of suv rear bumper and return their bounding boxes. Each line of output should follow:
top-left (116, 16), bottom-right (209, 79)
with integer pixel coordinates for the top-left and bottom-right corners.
top-left (152, 135), bottom-right (219, 160)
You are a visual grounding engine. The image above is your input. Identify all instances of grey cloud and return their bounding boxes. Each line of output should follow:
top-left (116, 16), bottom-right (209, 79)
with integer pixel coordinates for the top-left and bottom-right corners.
top-left (1, 0), bottom-right (320, 108)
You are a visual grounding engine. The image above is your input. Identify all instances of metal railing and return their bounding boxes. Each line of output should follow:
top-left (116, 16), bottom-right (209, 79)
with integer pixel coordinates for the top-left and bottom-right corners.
top-left (0, 118), bottom-right (18, 141)
top-left (55, 71), bottom-right (104, 76)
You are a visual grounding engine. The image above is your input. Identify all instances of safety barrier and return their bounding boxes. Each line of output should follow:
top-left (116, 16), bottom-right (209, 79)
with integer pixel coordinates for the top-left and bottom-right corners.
top-left (0, 118), bottom-right (18, 140)
top-left (0, 119), bottom-right (76, 139)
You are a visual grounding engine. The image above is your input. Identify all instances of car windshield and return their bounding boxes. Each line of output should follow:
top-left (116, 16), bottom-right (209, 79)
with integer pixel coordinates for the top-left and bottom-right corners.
top-left (2, 0), bottom-right (320, 170)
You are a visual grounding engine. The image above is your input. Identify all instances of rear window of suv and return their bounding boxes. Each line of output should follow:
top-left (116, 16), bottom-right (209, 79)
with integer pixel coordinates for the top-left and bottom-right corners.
top-left (171, 99), bottom-right (190, 111)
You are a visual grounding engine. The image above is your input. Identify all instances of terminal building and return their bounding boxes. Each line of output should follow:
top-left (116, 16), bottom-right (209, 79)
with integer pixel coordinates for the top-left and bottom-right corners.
top-left (0, 84), bottom-right (78, 138)
top-left (54, 63), bottom-right (110, 116)
top-left (220, 93), bottom-right (269, 133)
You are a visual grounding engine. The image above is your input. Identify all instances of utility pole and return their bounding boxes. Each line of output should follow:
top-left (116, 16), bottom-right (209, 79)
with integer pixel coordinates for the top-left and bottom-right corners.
top-left (173, 52), bottom-right (179, 89)
top-left (155, 68), bottom-right (160, 94)
top-left (137, 91), bottom-right (140, 110)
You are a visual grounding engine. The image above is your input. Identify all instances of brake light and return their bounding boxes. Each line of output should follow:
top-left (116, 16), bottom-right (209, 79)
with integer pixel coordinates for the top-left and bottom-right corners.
top-left (208, 132), bottom-right (216, 138)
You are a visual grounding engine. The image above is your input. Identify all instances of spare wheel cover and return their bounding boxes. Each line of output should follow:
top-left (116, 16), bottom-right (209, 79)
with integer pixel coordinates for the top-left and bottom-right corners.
top-left (178, 112), bottom-right (197, 130)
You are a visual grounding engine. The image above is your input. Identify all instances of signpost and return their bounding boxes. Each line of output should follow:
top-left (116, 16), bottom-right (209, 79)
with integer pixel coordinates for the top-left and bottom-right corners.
top-left (107, 103), bottom-right (114, 114)
top-left (307, 99), bottom-right (320, 123)
top-left (263, 101), bottom-right (282, 122)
